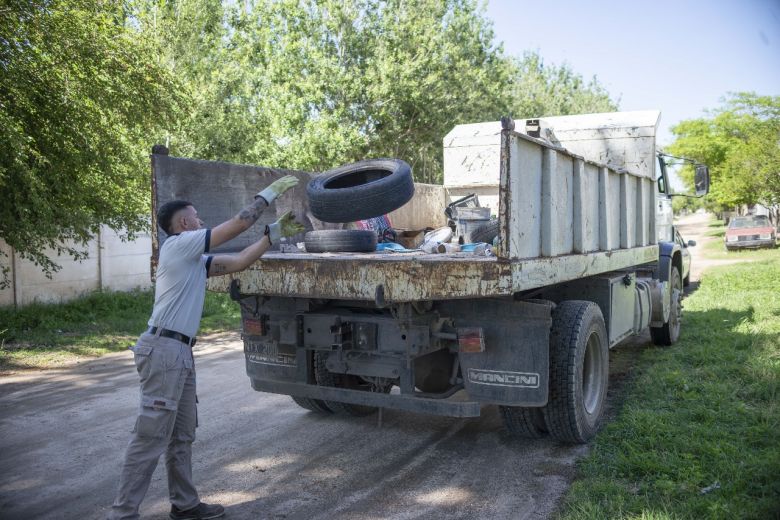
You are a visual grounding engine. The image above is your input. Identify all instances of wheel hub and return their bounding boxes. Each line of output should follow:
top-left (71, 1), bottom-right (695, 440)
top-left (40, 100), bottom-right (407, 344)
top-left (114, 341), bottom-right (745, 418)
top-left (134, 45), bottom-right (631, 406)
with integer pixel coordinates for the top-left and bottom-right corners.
top-left (582, 331), bottom-right (605, 415)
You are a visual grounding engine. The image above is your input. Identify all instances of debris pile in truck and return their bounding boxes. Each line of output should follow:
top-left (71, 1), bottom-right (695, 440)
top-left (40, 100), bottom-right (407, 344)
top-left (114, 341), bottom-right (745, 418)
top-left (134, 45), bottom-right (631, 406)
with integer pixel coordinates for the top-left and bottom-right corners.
top-left (303, 162), bottom-right (498, 255)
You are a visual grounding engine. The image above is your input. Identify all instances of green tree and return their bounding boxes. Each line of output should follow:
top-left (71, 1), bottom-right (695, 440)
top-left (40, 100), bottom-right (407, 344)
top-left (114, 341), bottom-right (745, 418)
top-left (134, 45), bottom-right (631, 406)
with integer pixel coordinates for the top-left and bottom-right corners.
top-left (135, 0), bottom-right (618, 184)
top-left (130, 0), bottom-right (249, 160)
top-left (138, 0), bottom-right (515, 183)
top-left (669, 93), bottom-right (780, 222)
top-left (509, 51), bottom-right (618, 118)
top-left (671, 192), bottom-right (702, 215)
top-left (0, 0), bottom-right (184, 287)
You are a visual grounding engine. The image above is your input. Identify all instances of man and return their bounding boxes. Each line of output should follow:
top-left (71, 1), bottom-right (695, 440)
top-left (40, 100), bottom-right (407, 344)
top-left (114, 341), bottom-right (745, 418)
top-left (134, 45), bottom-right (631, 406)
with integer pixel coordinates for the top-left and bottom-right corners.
top-left (108, 175), bottom-right (304, 520)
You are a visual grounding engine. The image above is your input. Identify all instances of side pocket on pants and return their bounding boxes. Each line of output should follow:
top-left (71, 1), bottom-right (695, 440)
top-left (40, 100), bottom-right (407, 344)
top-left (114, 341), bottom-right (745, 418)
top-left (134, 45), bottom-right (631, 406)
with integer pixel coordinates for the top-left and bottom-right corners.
top-left (131, 344), bottom-right (154, 382)
top-left (133, 395), bottom-right (178, 439)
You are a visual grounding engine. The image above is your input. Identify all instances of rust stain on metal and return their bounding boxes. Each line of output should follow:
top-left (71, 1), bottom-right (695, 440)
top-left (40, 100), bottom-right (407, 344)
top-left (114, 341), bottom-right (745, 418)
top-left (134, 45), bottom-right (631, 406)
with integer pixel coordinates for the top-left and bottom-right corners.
top-left (209, 254), bottom-right (513, 302)
top-left (149, 150), bottom-right (162, 283)
top-left (498, 129), bottom-right (512, 260)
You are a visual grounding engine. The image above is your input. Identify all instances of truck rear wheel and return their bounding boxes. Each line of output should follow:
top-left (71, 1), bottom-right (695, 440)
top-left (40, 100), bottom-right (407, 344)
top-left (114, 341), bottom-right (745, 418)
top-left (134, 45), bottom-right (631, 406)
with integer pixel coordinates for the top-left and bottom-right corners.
top-left (499, 406), bottom-right (548, 439)
top-left (313, 352), bottom-right (378, 416)
top-left (544, 301), bottom-right (608, 444)
top-left (290, 396), bottom-right (333, 414)
top-left (650, 266), bottom-right (682, 346)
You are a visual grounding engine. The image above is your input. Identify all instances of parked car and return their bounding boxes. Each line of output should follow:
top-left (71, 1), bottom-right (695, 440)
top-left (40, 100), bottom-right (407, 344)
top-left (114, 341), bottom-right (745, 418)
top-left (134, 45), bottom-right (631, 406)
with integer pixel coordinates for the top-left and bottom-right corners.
top-left (675, 229), bottom-right (695, 286)
top-left (725, 215), bottom-right (777, 251)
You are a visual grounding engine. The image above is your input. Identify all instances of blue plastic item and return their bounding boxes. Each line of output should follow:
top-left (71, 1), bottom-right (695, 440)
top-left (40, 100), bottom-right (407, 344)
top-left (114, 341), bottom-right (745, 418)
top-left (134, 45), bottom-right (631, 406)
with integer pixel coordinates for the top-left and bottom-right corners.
top-left (375, 242), bottom-right (417, 252)
top-left (459, 242), bottom-right (490, 252)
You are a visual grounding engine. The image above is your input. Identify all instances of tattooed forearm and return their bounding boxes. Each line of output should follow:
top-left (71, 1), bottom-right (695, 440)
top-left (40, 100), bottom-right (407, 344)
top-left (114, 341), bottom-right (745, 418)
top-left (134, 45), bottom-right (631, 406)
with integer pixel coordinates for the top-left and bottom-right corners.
top-left (238, 198), bottom-right (268, 225)
top-left (210, 262), bottom-right (228, 275)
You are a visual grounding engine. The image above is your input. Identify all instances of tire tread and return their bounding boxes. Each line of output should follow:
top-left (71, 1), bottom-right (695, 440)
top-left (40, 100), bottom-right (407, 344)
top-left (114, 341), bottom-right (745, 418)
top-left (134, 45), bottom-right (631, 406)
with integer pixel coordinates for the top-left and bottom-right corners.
top-left (313, 352), bottom-right (377, 416)
top-left (469, 219), bottom-right (499, 244)
top-left (307, 159), bottom-right (414, 223)
top-left (500, 406), bottom-right (548, 439)
top-left (290, 396), bottom-right (333, 414)
top-left (304, 230), bottom-right (377, 253)
top-left (543, 301), bottom-right (607, 444)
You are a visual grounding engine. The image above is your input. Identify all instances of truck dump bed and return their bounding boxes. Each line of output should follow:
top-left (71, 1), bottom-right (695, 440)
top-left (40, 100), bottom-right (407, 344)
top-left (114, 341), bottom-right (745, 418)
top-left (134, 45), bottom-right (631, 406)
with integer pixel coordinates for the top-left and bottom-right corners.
top-left (151, 112), bottom-right (661, 302)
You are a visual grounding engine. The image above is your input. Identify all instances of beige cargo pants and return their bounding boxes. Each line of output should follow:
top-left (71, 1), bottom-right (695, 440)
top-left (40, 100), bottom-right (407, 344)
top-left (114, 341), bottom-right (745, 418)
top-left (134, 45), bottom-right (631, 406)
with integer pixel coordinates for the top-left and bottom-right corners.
top-left (108, 332), bottom-right (199, 520)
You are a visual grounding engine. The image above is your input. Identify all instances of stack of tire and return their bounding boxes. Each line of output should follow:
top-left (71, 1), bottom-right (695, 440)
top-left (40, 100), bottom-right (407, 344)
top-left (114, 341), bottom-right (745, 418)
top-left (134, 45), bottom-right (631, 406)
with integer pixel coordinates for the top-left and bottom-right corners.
top-left (304, 159), bottom-right (415, 253)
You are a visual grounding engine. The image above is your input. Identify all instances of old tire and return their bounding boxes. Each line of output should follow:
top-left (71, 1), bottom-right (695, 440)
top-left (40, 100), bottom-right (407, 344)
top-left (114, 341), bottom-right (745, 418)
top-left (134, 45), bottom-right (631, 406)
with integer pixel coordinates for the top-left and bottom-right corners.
top-left (307, 159), bottom-right (414, 223)
top-left (500, 406), bottom-right (548, 439)
top-left (544, 301), bottom-right (608, 444)
top-left (290, 396), bottom-right (333, 414)
top-left (304, 229), bottom-right (377, 253)
top-left (469, 218), bottom-right (499, 244)
top-left (313, 352), bottom-right (377, 416)
top-left (650, 266), bottom-right (682, 346)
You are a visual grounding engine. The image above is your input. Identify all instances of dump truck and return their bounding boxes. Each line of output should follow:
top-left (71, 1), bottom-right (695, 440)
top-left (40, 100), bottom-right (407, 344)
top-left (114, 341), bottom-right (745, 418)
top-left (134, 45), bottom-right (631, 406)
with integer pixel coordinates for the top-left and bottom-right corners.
top-left (151, 110), bottom-right (709, 444)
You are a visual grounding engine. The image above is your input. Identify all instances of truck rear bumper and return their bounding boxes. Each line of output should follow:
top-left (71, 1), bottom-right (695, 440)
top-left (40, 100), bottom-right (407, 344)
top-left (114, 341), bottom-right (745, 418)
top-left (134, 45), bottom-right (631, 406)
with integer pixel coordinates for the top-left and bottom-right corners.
top-left (250, 379), bottom-right (482, 418)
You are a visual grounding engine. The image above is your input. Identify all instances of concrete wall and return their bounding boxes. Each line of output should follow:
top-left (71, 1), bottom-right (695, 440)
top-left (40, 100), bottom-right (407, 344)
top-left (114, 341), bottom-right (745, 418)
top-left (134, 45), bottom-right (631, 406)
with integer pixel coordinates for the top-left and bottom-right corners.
top-left (0, 240), bottom-right (14, 307)
top-left (0, 227), bottom-right (152, 308)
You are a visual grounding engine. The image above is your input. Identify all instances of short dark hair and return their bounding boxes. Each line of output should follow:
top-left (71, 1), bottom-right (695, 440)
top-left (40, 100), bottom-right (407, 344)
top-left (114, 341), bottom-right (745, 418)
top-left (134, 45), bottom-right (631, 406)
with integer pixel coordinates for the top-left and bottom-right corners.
top-left (157, 200), bottom-right (193, 235)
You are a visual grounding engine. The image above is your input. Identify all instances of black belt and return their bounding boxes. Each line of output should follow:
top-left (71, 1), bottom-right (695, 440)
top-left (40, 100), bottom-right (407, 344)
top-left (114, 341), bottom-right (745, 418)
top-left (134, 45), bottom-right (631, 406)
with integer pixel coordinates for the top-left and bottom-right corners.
top-left (148, 327), bottom-right (196, 347)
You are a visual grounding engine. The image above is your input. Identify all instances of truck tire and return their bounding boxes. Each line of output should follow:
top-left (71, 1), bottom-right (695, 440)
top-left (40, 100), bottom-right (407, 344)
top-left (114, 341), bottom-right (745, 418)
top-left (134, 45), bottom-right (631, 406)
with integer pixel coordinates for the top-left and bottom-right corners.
top-left (290, 396), bottom-right (333, 414)
top-left (313, 352), bottom-right (377, 416)
top-left (469, 218), bottom-right (499, 244)
top-left (650, 266), bottom-right (682, 346)
top-left (307, 159), bottom-right (414, 223)
top-left (543, 301), bottom-right (608, 444)
top-left (304, 229), bottom-right (377, 253)
top-left (499, 406), bottom-right (548, 439)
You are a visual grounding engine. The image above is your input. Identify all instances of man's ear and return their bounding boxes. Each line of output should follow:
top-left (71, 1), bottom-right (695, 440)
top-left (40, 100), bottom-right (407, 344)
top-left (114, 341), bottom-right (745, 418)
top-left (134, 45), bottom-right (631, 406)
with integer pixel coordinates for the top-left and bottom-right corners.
top-left (171, 211), bottom-right (185, 233)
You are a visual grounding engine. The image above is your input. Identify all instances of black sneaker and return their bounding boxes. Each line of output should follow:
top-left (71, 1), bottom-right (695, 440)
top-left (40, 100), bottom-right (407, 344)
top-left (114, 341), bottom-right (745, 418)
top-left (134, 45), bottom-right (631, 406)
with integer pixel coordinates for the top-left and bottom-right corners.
top-left (169, 502), bottom-right (225, 519)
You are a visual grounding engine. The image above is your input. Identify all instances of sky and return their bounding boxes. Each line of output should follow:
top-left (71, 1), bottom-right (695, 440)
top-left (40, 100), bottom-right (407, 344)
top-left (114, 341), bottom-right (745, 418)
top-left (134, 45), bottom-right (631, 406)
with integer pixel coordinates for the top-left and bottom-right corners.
top-left (485, 0), bottom-right (780, 148)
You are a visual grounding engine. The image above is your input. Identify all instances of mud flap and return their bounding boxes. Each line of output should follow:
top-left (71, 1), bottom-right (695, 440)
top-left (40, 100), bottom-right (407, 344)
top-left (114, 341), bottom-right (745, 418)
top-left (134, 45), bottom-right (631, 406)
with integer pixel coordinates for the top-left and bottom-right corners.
top-left (439, 299), bottom-right (552, 407)
top-left (244, 337), bottom-right (299, 382)
top-left (241, 297), bottom-right (300, 384)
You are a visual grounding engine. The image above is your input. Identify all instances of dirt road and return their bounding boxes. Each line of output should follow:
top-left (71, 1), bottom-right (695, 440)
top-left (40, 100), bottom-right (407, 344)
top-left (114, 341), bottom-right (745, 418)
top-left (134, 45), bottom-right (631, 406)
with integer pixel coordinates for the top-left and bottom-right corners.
top-left (0, 332), bottom-right (585, 520)
top-left (675, 211), bottom-right (740, 283)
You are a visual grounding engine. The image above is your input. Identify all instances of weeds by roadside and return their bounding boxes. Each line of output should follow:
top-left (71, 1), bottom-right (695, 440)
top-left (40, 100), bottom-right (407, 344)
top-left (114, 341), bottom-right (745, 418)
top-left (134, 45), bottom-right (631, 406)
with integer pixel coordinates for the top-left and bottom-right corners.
top-left (560, 257), bottom-right (780, 519)
top-left (0, 290), bottom-right (239, 371)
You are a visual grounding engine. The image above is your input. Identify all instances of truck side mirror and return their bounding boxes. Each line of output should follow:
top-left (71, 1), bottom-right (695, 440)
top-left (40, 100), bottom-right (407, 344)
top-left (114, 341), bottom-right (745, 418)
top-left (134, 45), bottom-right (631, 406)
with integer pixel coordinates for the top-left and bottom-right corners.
top-left (694, 165), bottom-right (710, 196)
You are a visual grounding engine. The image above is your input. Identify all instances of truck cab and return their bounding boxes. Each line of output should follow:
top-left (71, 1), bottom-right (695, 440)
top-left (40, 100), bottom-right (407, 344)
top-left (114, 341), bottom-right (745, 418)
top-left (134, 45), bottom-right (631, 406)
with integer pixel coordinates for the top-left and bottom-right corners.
top-left (655, 147), bottom-right (710, 286)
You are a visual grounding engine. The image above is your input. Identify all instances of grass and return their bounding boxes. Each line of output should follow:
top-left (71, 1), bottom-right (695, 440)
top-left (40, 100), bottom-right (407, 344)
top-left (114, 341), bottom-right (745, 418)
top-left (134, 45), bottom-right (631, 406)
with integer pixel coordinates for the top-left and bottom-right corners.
top-left (0, 289), bottom-right (239, 371)
top-left (559, 256), bottom-right (780, 519)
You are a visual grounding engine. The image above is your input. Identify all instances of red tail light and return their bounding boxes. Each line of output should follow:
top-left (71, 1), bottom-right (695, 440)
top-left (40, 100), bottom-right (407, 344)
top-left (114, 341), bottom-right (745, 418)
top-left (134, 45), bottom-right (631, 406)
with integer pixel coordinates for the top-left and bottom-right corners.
top-left (457, 327), bottom-right (485, 353)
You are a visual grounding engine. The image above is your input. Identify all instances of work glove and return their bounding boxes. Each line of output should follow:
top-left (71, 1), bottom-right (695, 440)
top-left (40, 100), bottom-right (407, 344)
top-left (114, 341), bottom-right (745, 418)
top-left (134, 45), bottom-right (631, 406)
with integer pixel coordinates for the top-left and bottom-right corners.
top-left (265, 211), bottom-right (305, 245)
top-left (255, 175), bottom-right (299, 205)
